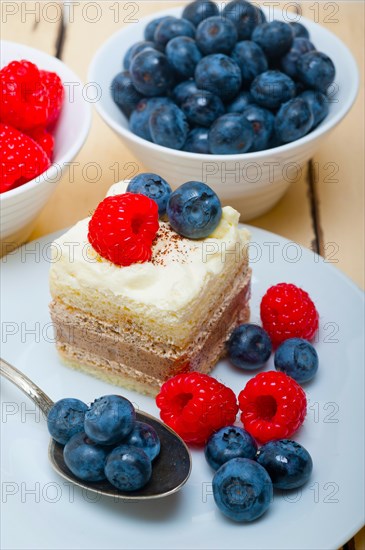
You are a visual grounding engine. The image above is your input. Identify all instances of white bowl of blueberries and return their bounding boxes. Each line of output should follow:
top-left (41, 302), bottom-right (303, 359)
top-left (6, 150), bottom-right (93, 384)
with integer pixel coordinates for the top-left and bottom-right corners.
top-left (89, 0), bottom-right (359, 220)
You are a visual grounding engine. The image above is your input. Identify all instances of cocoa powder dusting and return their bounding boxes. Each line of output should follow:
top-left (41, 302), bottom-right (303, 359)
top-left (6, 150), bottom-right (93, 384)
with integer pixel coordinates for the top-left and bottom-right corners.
top-left (151, 223), bottom-right (190, 266)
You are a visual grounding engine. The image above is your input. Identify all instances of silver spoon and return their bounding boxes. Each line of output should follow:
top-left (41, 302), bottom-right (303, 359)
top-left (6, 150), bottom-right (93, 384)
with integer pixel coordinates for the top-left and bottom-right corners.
top-left (0, 358), bottom-right (192, 501)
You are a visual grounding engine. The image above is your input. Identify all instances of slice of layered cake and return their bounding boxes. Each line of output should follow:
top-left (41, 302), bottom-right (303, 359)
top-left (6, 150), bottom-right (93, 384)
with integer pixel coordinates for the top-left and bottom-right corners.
top-left (49, 178), bottom-right (251, 396)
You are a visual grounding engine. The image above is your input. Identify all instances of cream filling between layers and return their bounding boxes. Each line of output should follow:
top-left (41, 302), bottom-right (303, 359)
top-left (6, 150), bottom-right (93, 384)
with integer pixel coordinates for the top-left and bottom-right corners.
top-left (49, 182), bottom-right (250, 342)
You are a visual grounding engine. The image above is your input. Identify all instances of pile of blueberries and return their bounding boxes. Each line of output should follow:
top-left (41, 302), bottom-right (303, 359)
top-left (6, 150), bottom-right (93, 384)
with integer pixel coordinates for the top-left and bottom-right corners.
top-left (47, 394), bottom-right (160, 491)
top-left (111, 0), bottom-right (336, 154)
top-left (205, 426), bottom-right (313, 521)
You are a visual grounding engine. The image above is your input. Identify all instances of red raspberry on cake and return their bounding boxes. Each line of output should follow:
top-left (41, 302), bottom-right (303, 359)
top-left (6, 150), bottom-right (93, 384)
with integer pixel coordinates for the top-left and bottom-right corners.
top-left (260, 282), bottom-right (319, 347)
top-left (238, 371), bottom-right (307, 444)
top-left (156, 372), bottom-right (238, 445)
top-left (0, 60), bottom-right (50, 131)
top-left (0, 123), bottom-right (51, 193)
top-left (88, 193), bottom-right (159, 266)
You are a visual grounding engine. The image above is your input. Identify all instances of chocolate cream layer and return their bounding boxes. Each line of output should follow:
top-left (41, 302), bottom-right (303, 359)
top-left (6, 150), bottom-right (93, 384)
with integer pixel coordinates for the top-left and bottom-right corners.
top-left (51, 270), bottom-right (251, 396)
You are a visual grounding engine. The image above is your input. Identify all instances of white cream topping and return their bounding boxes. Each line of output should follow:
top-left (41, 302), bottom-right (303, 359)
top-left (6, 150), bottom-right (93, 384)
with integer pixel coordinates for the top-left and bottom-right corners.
top-left (106, 180), bottom-right (129, 196)
top-left (50, 181), bottom-right (250, 314)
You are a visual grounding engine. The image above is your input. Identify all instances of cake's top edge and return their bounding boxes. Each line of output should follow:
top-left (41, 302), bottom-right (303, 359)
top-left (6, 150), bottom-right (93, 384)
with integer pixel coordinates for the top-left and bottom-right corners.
top-left (49, 181), bottom-right (250, 312)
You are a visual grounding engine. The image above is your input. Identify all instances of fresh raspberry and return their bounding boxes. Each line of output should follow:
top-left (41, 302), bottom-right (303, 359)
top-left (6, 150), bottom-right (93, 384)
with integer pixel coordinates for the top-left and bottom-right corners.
top-left (238, 371), bottom-right (307, 444)
top-left (0, 123), bottom-right (51, 193)
top-left (88, 193), bottom-right (159, 266)
top-left (0, 60), bottom-right (50, 131)
top-left (156, 372), bottom-right (238, 445)
top-left (260, 283), bottom-right (319, 347)
top-left (40, 70), bottom-right (64, 127)
top-left (28, 127), bottom-right (55, 160)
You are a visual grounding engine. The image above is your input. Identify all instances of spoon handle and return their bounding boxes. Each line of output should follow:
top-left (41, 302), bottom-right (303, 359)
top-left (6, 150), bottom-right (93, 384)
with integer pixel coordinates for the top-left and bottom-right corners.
top-left (0, 358), bottom-right (54, 415)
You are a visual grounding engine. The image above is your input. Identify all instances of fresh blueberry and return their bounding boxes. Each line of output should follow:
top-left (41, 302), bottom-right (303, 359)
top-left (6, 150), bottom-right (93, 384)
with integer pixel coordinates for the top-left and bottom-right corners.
top-left (172, 79), bottom-right (200, 105)
top-left (63, 432), bottom-right (109, 482)
top-left (281, 37), bottom-right (315, 79)
top-left (154, 16), bottom-right (195, 48)
top-left (144, 16), bottom-right (170, 42)
top-left (183, 127), bottom-right (210, 154)
top-left (256, 439), bottom-right (313, 489)
top-left (226, 91), bottom-right (254, 114)
top-left (123, 41), bottom-right (156, 71)
top-left (274, 337), bottom-right (319, 383)
top-left (84, 395), bottom-right (135, 446)
top-left (301, 90), bottom-right (329, 128)
top-left (256, 6), bottom-right (267, 24)
top-left (266, 56), bottom-right (283, 72)
top-left (167, 181), bottom-right (222, 239)
top-left (275, 97), bottom-right (313, 143)
top-left (195, 54), bottom-right (242, 101)
top-left (105, 445), bottom-right (152, 491)
top-left (297, 51), bottom-right (336, 93)
top-left (182, 91), bottom-right (225, 127)
top-left (149, 103), bottom-right (189, 150)
top-left (267, 130), bottom-right (283, 149)
top-left (242, 104), bottom-right (275, 151)
top-left (111, 71), bottom-right (143, 118)
top-left (295, 80), bottom-right (308, 95)
top-left (130, 50), bottom-right (175, 96)
top-left (166, 37), bottom-right (202, 79)
top-left (47, 398), bottom-right (88, 445)
top-left (196, 16), bottom-right (238, 55)
top-left (227, 323), bottom-right (272, 370)
top-left (183, 0), bottom-right (219, 27)
top-left (251, 70), bottom-right (296, 110)
top-left (122, 421), bottom-right (161, 461)
top-left (129, 97), bottom-right (173, 141)
top-left (208, 113), bottom-right (254, 154)
top-left (231, 41), bottom-right (268, 86)
top-left (289, 21), bottom-right (310, 39)
top-left (213, 458), bottom-right (273, 522)
top-left (252, 21), bottom-right (293, 58)
top-left (205, 426), bottom-right (258, 470)
top-left (222, 0), bottom-right (262, 40)
top-left (126, 172), bottom-right (172, 215)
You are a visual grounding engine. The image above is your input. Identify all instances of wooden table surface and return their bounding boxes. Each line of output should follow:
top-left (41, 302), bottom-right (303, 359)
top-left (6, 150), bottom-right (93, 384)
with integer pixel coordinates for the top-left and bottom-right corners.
top-left (3, 1), bottom-right (364, 548)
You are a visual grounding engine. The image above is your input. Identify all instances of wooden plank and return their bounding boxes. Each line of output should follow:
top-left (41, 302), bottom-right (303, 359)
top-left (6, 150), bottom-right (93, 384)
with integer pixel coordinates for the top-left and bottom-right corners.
top-left (355, 528), bottom-right (365, 550)
top-left (1, 1), bottom-right (61, 55)
top-left (250, 164), bottom-right (316, 250)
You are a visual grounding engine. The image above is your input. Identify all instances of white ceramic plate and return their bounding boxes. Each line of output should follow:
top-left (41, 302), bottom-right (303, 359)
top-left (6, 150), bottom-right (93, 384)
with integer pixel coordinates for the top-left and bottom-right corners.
top-left (1, 228), bottom-right (364, 550)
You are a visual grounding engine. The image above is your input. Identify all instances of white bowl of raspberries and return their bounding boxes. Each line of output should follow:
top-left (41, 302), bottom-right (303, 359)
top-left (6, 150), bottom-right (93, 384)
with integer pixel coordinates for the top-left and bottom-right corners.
top-left (89, 0), bottom-right (359, 220)
top-left (0, 41), bottom-right (91, 254)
